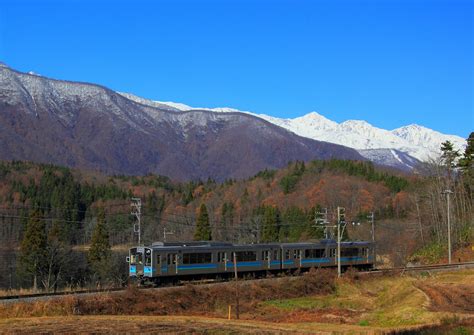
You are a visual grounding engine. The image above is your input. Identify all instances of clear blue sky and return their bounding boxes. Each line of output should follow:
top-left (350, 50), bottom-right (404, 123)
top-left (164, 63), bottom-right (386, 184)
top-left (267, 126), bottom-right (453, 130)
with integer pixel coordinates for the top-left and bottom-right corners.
top-left (0, 0), bottom-right (472, 137)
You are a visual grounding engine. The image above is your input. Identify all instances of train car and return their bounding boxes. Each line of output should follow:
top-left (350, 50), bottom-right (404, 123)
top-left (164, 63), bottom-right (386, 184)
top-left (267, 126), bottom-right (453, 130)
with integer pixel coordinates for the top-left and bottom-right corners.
top-left (127, 240), bottom-right (374, 284)
top-left (280, 242), bottom-right (335, 270)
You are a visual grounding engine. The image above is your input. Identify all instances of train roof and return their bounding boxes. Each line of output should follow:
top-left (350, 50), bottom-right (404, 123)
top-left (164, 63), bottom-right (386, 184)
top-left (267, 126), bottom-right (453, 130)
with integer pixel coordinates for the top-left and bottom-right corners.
top-left (151, 241), bottom-right (233, 247)
top-left (147, 241), bottom-right (281, 252)
top-left (138, 240), bottom-right (372, 252)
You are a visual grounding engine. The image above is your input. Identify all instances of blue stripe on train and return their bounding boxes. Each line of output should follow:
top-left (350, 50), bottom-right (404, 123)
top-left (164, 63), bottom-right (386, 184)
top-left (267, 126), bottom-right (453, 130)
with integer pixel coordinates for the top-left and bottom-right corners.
top-left (301, 258), bottom-right (331, 264)
top-left (178, 264), bottom-right (218, 270)
top-left (283, 257), bottom-right (371, 265)
top-left (226, 261), bottom-right (263, 267)
top-left (340, 257), bottom-right (364, 262)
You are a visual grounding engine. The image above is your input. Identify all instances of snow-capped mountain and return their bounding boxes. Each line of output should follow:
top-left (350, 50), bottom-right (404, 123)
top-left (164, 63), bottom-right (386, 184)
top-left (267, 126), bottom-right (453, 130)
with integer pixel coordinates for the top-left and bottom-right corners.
top-left (120, 93), bottom-right (467, 168)
top-left (0, 64), bottom-right (364, 181)
top-left (1, 61), bottom-right (462, 178)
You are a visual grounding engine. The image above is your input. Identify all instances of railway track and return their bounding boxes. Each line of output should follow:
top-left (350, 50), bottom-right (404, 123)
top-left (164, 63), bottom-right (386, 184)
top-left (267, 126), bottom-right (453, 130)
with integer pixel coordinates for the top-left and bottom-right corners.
top-left (1, 261), bottom-right (473, 303)
top-left (0, 287), bottom-right (126, 303)
top-left (366, 261), bottom-right (474, 275)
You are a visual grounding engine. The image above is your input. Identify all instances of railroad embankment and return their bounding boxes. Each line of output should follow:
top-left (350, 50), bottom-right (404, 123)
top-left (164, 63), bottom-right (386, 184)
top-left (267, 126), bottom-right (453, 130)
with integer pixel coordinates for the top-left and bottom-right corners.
top-left (0, 269), bottom-right (473, 334)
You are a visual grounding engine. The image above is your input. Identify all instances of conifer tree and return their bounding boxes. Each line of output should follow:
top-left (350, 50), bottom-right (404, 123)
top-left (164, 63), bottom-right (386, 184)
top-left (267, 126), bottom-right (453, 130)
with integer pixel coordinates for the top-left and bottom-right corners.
top-left (42, 220), bottom-right (70, 292)
top-left (441, 140), bottom-right (461, 167)
top-left (220, 202), bottom-right (234, 241)
top-left (458, 132), bottom-right (474, 196)
top-left (87, 209), bottom-right (111, 282)
top-left (194, 204), bottom-right (212, 241)
top-left (18, 210), bottom-right (47, 290)
top-left (261, 206), bottom-right (280, 242)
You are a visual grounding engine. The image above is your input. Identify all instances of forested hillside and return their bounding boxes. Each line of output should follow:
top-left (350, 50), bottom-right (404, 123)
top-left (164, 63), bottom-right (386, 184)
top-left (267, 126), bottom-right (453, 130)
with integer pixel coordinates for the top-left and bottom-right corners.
top-left (0, 134), bottom-right (472, 290)
top-left (0, 159), bottom-right (409, 246)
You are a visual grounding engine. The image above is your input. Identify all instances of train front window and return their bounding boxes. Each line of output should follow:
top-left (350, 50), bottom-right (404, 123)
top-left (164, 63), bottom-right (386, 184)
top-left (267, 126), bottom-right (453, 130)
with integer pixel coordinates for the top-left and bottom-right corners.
top-left (129, 248), bottom-right (143, 265)
top-left (145, 249), bottom-right (152, 266)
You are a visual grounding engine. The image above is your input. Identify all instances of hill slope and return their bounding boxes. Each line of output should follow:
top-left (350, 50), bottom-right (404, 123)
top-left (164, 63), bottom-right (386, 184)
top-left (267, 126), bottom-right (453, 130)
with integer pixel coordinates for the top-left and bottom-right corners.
top-left (0, 64), bottom-right (364, 181)
top-left (121, 93), bottom-right (466, 167)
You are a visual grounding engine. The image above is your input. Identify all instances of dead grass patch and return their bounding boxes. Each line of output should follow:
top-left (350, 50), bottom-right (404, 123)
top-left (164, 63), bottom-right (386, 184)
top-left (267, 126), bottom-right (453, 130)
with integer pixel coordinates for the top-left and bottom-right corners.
top-left (0, 268), bottom-right (336, 319)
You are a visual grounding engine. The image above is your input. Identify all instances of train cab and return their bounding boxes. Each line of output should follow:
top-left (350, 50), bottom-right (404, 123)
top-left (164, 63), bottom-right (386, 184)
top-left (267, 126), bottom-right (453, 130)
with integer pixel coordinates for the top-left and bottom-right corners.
top-left (127, 247), bottom-right (153, 278)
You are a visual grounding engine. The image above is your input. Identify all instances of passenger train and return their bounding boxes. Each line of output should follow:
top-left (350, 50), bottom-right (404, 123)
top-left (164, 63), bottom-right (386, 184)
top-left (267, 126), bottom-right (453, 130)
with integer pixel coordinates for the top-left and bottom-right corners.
top-left (127, 240), bottom-right (374, 284)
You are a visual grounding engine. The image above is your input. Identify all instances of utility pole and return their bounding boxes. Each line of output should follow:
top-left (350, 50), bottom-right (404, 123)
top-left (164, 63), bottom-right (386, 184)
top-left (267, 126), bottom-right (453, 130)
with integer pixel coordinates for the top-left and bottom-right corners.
top-left (442, 190), bottom-right (453, 264)
top-left (315, 206), bottom-right (362, 278)
top-left (337, 206), bottom-right (346, 278)
top-left (367, 212), bottom-right (375, 266)
top-left (131, 197), bottom-right (142, 245)
top-left (233, 251), bottom-right (240, 319)
top-left (315, 208), bottom-right (329, 239)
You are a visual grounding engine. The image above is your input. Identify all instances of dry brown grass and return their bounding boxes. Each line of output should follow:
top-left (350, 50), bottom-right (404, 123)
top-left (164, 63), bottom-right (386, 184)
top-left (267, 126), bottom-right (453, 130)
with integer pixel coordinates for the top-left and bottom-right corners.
top-left (0, 315), bottom-right (408, 334)
top-left (0, 268), bottom-right (336, 319)
top-left (1, 269), bottom-right (473, 334)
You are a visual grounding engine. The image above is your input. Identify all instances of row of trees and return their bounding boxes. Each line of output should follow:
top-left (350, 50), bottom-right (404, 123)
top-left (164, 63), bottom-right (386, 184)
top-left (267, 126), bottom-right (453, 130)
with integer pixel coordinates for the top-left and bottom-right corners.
top-left (408, 135), bottom-right (473, 261)
top-left (18, 209), bottom-right (115, 291)
top-left (193, 203), bottom-right (336, 243)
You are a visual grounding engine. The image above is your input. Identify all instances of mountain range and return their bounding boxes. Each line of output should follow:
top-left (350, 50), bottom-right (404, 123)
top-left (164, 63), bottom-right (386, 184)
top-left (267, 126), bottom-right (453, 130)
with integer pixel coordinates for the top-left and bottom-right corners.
top-left (0, 63), bottom-right (466, 180)
top-left (120, 92), bottom-right (467, 170)
top-left (0, 63), bottom-right (363, 181)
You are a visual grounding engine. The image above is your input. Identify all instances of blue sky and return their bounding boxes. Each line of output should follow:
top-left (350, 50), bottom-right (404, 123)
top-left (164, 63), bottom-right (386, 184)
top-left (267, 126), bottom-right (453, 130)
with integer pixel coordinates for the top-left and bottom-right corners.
top-left (0, 0), bottom-right (472, 137)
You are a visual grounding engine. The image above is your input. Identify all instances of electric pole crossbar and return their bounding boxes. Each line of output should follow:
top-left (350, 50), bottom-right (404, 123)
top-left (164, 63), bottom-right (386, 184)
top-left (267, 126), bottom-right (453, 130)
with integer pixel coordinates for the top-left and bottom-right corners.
top-left (131, 197), bottom-right (142, 245)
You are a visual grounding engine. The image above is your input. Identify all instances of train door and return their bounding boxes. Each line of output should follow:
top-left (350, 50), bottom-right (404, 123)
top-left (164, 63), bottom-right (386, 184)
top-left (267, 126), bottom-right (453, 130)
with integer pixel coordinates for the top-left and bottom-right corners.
top-left (144, 248), bottom-right (153, 277)
top-left (330, 248), bottom-right (336, 265)
top-left (128, 248), bottom-right (141, 276)
top-left (154, 252), bottom-right (161, 276)
top-left (263, 250), bottom-right (271, 269)
top-left (167, 253), bottom-right (178, 274)
top-left (217, 251), bottom-right (228, 272)
top-left (273, 249), bottom-right (280, 270)
top-left (129, 247), bottom-right (145, 276)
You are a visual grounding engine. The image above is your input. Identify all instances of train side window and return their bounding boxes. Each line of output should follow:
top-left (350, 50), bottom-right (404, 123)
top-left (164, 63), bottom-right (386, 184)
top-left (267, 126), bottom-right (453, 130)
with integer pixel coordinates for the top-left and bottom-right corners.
top-left (305, 249), bottom-right (325, 258)
top-left (285, 250), bottom-right (290, 259)
top-left (341, 248), bottom-right (358, 257)
top-left (155, 255), bottom-right (160, 265)
top-left (293, 250), bottom-right (298, 259)
top-left (182, 253), bottom-right (212, 264)
top-left (217, 252), bottom-right (226, 262)
top-left (167, 254), bottom-right (176, 265)
top-left (273, 250), bottom-right (278, 260)
top-left (234, 251), bottom-right (257, 262)
top-left (330, 249), bottom-right (336, 257)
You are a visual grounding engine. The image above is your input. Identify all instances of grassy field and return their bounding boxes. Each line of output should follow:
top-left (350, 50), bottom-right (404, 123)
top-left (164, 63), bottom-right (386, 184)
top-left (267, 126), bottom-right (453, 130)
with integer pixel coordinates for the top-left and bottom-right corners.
top-left (0, 269), bottom-right (473, 334)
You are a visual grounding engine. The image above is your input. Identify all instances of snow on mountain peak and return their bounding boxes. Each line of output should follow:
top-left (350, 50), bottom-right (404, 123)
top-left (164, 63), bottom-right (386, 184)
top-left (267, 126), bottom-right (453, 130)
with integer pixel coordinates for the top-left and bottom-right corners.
top-left (116, 90), bottom-right (466, 164)
top-left (157, 101), bottom-right (193, 111)
top-left (391, 123), bottom-right (466, 160)
top-left (294, 111), bottom-right (337, 125)
top-left (339, 119), bottom-right (373, 131)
